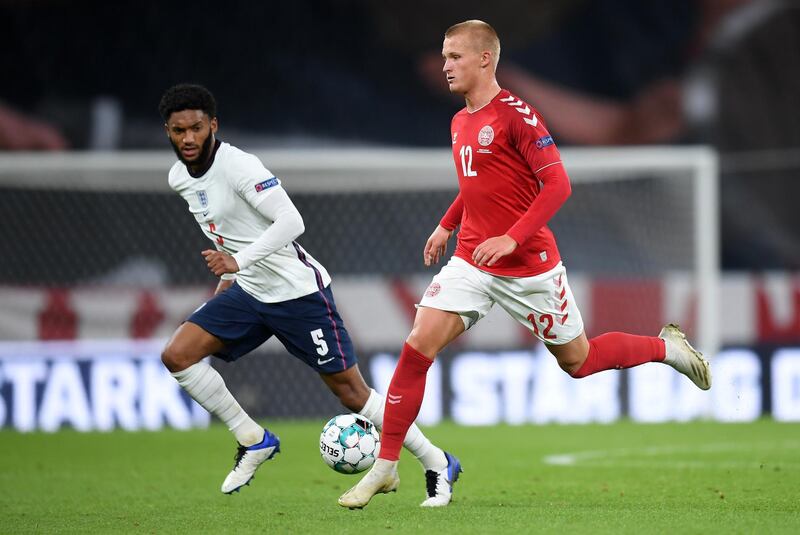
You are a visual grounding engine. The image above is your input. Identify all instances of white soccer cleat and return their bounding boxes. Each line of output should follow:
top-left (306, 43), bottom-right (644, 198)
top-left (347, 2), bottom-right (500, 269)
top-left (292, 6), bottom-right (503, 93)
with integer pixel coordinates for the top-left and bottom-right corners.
top-left (338, 458), bottom-right (400, 509)
top-left (221, 429), bottom-right (280, 494)
top-left (659, 323), bottom-right (712, 390)
top-left (420, 451), bottom-right (462, 507)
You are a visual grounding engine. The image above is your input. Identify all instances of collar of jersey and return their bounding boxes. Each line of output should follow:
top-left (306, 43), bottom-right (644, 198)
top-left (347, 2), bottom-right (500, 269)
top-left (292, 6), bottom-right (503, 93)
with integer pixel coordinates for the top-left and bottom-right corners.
top-left (466, 88), bottom-right (504, 115)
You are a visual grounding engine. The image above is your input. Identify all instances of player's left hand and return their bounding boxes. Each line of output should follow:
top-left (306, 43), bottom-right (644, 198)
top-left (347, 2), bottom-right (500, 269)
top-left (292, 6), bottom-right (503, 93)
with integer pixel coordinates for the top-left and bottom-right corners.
top-left (472, 235), bottom-right (518, 267)
top-left (202, 249), bottom-right (240, 276)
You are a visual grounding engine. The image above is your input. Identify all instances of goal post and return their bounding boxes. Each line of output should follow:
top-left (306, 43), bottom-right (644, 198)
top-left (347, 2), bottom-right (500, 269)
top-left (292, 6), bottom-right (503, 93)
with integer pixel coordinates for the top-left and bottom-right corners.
top-left (559, 147), bottom-right (720, 359)
top-left (0, 146), bottom-right (720, 357)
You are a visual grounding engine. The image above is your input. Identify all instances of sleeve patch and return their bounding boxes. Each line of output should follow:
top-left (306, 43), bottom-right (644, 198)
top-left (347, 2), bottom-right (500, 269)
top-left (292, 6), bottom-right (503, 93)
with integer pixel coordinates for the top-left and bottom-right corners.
top-left (535, 136), bottom-right (554, 149)
top-left (254, 177), bottom-right (279, 192)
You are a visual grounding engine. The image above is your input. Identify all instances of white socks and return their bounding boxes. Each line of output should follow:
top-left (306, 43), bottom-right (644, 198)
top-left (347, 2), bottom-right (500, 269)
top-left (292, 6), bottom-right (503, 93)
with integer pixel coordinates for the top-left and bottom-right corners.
top-left (171, 361), bottom-right (263, 446)
top-left (172, 365), bottom-right (447, 468)
top-left (359, 388), bottom-right (447, 472)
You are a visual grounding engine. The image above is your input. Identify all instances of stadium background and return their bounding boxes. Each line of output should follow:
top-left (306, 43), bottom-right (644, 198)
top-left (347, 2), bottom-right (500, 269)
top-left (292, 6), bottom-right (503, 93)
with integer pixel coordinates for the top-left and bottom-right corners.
top-left (1, 0), bottom-right (799, 431)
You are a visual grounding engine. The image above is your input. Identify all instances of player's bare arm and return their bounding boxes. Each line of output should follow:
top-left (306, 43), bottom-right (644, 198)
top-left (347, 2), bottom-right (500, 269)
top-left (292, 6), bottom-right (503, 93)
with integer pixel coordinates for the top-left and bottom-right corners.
top-left (424, 225), bottom-right (453, 266)
top-left (213, 277), bottom-right (235, 295)
top-left (202, 249), bottom-right (240, 276)
top-left (472, 234), bottom-right (518, 267)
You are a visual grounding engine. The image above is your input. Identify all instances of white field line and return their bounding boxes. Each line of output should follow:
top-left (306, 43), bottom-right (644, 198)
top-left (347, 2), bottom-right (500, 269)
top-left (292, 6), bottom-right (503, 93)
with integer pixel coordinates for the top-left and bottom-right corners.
top-left (542, 441), bottom-right (800, 468)
top-left (566, 460), bottom-right (800, 469)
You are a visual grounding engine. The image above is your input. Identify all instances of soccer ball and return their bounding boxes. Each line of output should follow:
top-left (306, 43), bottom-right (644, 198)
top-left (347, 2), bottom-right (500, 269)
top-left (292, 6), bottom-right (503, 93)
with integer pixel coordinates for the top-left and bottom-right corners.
top-left (319, 413), bottom-right (380, 474)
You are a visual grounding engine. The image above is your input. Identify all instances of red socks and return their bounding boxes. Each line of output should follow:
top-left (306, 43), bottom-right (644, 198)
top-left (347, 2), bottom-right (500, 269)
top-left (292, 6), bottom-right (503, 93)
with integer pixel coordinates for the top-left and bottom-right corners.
top-left (378, 343), bottom-right (433, 461)
top-left (572, 332), bottom-right (665, 378)
top-left (377, 334), bottom-right (663, 459)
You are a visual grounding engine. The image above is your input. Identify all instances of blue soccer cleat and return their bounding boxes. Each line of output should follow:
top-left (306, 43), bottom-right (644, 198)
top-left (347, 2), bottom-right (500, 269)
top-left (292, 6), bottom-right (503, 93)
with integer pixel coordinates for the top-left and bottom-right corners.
top-left (420, 451), bottom-right (462, 507)
top-left (221, 429), bottom-right (280, 494)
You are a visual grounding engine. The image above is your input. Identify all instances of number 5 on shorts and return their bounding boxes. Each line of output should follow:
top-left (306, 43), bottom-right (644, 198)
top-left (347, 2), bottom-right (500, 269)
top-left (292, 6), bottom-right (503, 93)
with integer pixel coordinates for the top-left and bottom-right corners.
top-left (310, 328), bottom-right (329, 356)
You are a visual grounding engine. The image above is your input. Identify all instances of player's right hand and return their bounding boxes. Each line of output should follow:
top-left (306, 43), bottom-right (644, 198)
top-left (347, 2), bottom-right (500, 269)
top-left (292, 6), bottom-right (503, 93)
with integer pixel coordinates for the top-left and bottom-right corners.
top-left (202, 249), bottom-right (240, 276)
top-left (424, 225), bottom-right (453, 266)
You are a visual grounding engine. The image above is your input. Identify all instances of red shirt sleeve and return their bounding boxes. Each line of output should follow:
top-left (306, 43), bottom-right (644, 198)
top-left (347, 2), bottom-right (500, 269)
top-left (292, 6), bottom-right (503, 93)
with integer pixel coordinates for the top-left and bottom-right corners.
top-left (506, 162), bottom-right (571, 245)
top-left (505, 110), bottom-right (572, 245)
top-left (439, 192), bottom-right (463, 231)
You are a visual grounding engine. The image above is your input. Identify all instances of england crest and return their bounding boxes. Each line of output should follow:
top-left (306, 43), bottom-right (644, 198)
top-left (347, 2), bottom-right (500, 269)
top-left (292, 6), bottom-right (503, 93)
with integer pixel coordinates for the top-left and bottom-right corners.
top-left (196, 190), bottom-right (209, 208)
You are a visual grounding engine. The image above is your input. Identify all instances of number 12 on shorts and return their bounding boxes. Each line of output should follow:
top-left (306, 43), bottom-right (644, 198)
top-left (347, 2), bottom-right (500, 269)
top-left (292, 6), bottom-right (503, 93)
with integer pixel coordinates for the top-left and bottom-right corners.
top-left (310, 328), bottom-right (329, 356)
top-left (527, 313), bottom-right (557, 340)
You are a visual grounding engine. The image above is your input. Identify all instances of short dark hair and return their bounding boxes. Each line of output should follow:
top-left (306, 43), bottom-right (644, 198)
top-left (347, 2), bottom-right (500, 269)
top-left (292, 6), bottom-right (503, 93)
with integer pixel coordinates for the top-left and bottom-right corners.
top-left (158, 84), bottom-right (217, 121)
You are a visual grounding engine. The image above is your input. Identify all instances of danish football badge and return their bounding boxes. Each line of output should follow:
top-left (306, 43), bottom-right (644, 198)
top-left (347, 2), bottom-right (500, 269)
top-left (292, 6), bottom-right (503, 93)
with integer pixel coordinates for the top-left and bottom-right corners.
top-left (478, 125), bottom-right (494, 146)
top-left (425, 282), bottom-right (441, 297)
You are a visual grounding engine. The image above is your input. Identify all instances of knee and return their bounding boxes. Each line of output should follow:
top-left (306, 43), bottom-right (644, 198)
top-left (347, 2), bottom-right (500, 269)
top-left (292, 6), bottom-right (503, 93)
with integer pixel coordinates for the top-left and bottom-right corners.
top-left (161, 342), bottom-right (195, 373)
top-left (405, 328), bottom-right (438, 358)
top-left (560, 358), bottom-right (585, 377)
top-left (547, 345), bottom-right (588, 377)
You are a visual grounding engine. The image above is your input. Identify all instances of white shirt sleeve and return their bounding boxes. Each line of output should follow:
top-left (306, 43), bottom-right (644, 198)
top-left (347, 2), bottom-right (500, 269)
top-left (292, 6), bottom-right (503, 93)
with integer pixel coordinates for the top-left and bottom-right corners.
top-left (228, 152), bottom-right (282, 206)
top-left (231, 187), bottom-right (305, 270)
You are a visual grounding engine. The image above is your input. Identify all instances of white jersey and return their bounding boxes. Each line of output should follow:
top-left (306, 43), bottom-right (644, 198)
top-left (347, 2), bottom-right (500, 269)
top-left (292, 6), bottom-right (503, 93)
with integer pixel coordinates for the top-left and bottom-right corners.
top-left (168, 141), bottom-right (331, 303)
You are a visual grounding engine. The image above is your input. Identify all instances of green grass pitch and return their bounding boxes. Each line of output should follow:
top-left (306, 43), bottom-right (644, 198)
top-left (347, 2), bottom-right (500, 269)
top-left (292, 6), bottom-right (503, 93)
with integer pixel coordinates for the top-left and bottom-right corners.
top-left (2, 420), bottom-right (798, 534)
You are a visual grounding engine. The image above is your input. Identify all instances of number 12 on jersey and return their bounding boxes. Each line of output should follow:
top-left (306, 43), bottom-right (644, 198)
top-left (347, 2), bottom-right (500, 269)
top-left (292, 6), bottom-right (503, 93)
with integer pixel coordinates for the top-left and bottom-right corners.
top-left (459, 145), bottom-right (477, 177)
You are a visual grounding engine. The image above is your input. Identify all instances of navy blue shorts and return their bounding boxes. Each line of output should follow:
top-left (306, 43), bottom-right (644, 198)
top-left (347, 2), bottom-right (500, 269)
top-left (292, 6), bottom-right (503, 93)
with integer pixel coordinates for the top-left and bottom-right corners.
top-left (187, 282), bottom-right (357, 374)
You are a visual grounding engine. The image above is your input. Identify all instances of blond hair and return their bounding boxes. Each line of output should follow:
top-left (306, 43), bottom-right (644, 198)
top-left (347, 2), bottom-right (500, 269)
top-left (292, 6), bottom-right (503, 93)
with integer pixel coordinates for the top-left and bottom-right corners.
top-left (444, 20), bottom-right (501, 70)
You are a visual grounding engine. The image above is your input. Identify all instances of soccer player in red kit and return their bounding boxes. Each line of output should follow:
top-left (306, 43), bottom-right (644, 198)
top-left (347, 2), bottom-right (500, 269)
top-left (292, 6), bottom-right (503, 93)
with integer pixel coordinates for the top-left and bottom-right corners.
top-left (339, 20), bottom-right (711, 509)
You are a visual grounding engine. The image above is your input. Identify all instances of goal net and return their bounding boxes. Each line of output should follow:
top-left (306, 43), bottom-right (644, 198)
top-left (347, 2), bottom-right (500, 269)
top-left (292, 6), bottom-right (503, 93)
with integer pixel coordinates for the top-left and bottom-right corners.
top-left (0, 146), bottom-right (719, 424)
top-left (0, 146), bottom-right (719, 355)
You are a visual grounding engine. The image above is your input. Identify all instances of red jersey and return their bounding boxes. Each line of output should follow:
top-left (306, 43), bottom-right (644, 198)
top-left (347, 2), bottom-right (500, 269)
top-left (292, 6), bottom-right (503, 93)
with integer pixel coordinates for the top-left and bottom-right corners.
top-left (440, 89), bottom-right (571, 277)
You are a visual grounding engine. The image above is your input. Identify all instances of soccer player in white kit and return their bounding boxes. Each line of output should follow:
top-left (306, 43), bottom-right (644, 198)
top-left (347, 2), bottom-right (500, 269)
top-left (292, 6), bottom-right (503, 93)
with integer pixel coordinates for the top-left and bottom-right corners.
top-left (158, 84), bottom-right (454, 505)
top-left (339, 20), bottom-right (712, 509)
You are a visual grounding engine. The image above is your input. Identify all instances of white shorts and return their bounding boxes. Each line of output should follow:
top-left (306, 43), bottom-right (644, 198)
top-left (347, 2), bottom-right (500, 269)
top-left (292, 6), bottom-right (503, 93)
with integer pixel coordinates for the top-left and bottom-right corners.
top-left (418, 256), bottom-right (584, 345)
